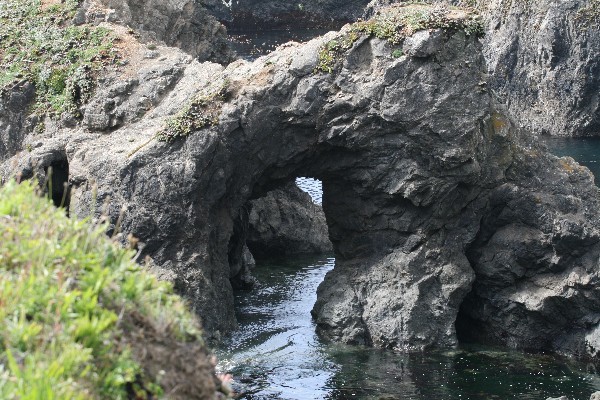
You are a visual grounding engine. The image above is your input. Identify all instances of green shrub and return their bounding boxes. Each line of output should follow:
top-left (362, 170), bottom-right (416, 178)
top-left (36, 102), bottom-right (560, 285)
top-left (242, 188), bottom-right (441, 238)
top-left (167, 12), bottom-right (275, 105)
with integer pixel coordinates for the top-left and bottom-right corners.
top-left (0, 0), bottom-right (117, 117)
top-left (0, 181), bottom-right (224, 399)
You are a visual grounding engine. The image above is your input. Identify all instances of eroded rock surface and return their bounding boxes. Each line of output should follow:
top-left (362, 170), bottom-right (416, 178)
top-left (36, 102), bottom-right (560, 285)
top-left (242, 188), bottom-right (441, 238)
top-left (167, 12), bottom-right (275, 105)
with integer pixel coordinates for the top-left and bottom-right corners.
top-left (79, 0), bottom-right (234, 62)
top-left (247, 183), bottom-right (332, 260)
top-left (3, 6), bottom-right (600, 357)
top-left (365, 0), bottom-right (600, 137)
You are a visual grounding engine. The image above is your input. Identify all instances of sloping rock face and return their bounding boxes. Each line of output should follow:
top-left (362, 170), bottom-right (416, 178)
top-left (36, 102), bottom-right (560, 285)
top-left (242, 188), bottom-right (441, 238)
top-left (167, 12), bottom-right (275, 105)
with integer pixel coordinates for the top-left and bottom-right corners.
top-left (80, 0), bottom-right (234, 62)
top-left (0, 82), bottom-right (36, 163)
top-left (3, 6), bottom-right (600, 356)
top-left (365, 0), bottom-right (600, 137)
top-left (247, 183), bottom-right (332, 260)
top-left (203, 0), bottom-right (371, 30)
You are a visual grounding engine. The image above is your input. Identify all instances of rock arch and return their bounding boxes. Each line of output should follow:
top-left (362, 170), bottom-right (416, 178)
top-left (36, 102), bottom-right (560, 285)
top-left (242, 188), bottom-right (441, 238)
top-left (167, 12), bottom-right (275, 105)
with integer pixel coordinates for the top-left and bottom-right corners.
top-left (4, 10), bottom-right (600, 356)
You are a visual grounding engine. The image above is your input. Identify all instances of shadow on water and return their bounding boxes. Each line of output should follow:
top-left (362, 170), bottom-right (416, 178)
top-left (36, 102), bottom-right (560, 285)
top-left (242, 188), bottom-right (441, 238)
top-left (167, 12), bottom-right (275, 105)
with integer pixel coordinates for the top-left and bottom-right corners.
top-left (216, 255), bottom-right (600, 399)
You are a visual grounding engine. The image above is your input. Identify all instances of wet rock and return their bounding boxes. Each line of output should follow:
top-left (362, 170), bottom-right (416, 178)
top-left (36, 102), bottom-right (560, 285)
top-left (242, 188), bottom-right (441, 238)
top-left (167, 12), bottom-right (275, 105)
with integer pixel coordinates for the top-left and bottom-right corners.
top-left (247, 183), bottom-right (332, 260)
top-left (591, 392), bottom-right (600, 400)
top-left (4, 6), bottom-right (600, 355)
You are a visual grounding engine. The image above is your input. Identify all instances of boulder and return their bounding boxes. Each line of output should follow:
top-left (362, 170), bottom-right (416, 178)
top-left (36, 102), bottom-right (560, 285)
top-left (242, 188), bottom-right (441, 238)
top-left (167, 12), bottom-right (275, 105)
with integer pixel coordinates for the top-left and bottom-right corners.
top-left (247, 182), bottom-right (332, 260)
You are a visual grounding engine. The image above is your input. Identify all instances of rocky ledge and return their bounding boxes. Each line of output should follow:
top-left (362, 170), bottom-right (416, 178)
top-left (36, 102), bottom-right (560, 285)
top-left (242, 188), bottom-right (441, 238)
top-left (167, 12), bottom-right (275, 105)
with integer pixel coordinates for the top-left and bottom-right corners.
top-left (366, 0), bottom-right (600, 137)
top-left (3, 4), bottom-right (600, 357)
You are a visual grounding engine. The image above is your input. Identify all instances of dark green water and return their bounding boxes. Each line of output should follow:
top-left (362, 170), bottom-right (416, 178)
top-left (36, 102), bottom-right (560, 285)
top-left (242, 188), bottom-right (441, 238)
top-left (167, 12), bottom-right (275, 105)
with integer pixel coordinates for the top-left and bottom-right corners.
top-left (545, 137), bottom-right (600, 185)
top-left (216, 256), bottom-right (600, 399)
top-left (228, 29), bottom-right (331, 61)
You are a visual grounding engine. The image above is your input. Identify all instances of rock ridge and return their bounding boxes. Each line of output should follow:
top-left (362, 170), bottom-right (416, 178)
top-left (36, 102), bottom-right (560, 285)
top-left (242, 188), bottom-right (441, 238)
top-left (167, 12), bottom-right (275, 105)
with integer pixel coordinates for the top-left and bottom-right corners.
top-left (3, 5), bottom-right (600, 358)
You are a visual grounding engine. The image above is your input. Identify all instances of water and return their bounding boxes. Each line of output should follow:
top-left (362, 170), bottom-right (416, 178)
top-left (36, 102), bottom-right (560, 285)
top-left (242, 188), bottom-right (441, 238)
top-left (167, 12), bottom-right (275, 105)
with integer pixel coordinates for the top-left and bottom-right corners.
top-left (228, 29), bottom-right (332, 61)
top-left (544, 137), bottom-right (600, 185)
top-left (295, 177), bottom-right (323, 204)
top-left (216, 256), bottom-right (600, 399)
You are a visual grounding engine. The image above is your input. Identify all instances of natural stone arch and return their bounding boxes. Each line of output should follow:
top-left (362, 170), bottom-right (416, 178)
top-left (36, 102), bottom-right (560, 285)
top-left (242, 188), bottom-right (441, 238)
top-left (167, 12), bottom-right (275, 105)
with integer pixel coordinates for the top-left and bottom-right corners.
top-left (4, 8), bottom-right (600, 356)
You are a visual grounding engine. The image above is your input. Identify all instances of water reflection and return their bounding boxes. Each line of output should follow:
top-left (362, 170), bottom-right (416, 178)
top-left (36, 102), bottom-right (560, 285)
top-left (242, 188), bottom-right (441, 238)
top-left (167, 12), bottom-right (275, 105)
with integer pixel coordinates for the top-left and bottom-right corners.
top-left (216, 256), bottom-right (600, 399)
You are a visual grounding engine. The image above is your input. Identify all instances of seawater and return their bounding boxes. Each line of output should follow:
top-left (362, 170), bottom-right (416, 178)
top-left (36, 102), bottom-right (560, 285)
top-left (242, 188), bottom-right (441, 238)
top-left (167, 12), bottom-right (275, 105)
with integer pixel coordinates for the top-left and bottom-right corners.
top-left (544, 137), bottom-right (600, 185)
top-left (228, 29), bottom-right (331, 61)
top-left (216, 256), bottom-right (600, 399)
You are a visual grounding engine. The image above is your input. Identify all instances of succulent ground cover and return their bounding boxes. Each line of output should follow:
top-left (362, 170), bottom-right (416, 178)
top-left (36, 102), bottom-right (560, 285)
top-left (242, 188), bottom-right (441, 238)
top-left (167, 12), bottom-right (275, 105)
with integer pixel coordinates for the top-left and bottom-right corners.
top-left (0, 0), bottom-right (117, 116)
top-left (0, 181), bottom-right (226, 399)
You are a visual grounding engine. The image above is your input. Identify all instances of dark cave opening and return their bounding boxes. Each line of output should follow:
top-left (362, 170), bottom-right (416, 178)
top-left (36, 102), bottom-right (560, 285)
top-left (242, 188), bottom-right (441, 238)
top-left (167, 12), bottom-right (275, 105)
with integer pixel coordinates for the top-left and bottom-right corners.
top-left (44, 159), bottom-right (71, 212)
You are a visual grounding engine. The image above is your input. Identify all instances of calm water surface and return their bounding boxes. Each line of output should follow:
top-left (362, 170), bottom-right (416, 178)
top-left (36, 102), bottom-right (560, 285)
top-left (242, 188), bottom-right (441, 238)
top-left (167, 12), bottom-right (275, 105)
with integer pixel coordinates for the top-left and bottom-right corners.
top-left (545, 137), bottom-right (600, 184)
top-left (228, 29), bottom-right (331, 61)
top-left (216, 256), bottom-right (600, 399)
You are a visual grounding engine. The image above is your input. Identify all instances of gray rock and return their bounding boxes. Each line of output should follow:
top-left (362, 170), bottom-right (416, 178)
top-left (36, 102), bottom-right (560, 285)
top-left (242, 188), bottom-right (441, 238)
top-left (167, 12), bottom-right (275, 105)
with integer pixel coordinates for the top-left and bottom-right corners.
top-left (546, 397), bottom-right (569, 400)
top-left (591, 392), bottom-right (600, 400)
top-left (4, 7), bottom-right (600, 356)
top-left (365, 0), bottom-right (600, 137)
top-left (83, 0), bottom-right (234, 63)
top-left (0, 82), bottom-right (36, 163)
top-left (403, 29), bottom-right (445, 58)
top-left (247, 183), bottom-right (332, 260)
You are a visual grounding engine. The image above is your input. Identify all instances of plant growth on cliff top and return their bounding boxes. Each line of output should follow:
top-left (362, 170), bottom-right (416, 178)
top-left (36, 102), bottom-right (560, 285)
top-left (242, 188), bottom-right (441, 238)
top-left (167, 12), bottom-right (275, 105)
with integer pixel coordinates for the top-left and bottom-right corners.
top-left (0, 181), bottom-right (227, 399)
top-left (156, 80), bottom-right (231, 142)
top-left (315, 3), bottom-right (484, 73)
top-left (0, 0), bottom-right (117, 116)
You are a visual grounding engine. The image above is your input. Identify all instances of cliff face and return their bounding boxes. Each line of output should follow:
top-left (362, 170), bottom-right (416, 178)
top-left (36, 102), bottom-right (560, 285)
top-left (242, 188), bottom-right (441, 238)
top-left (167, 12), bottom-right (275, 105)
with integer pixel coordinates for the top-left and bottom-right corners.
top-left (84, 0), bottom-right (234, 62)
top-left (478, 0), bottom-right (600, 137)
top-left (366, 0), bottom-right (600, 137)
top-left (4, 5), bottom-right (600, 357)
top-left (247, 183), bottom-right (332, 260)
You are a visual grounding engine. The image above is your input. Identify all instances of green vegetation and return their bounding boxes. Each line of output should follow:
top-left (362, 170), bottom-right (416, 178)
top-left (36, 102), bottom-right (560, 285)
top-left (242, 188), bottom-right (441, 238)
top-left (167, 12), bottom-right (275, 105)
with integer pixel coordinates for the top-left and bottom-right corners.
top-left (0, 181), bottom-right (221, 399)
top-left (0, 0), bottom-right (117, 116)
top-left (156, 81), bottom-right (230, 142)
top-left (315, 3), bottom-right (484, 73)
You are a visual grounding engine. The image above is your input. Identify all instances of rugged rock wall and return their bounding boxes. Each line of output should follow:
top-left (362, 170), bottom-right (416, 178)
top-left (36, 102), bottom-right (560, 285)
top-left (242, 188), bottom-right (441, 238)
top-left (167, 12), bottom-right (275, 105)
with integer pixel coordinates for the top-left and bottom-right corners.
top-left (247, 183), bottom-right (332, 260)
top-left (80, 0), bottom-right (234, 62)
top-left (0, 82), bottom-right (36, 163)
top-left (203, 0), bottom-right (371, 30)
top-left (366, 0), bottom-right (600, 137)
top-left (3, 6), bottom-right (600, 357)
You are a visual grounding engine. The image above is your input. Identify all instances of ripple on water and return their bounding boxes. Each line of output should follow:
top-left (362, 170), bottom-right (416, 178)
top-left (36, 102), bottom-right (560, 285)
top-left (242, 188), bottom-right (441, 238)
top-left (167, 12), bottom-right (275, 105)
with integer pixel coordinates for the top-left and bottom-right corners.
top-left (216, 256), bottom-right (600, 399)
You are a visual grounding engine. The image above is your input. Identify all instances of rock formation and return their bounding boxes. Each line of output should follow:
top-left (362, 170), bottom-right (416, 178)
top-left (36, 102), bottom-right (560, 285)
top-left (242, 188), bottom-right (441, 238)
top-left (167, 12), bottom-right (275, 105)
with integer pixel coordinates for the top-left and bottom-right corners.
top-left (247, 182), bottom-right (332, 260)
top-left (3, 4), bottom-right (600, 358)
top-left (78, 0), bottom-right (234, 62)
top-left (365, 0), bottom-right (600, 137)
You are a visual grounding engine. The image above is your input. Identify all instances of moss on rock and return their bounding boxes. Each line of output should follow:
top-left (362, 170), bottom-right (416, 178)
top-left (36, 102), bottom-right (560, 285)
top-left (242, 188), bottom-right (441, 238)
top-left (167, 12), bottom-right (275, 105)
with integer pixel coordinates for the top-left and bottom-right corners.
top-left (315, 3), bottom-right (484, 73)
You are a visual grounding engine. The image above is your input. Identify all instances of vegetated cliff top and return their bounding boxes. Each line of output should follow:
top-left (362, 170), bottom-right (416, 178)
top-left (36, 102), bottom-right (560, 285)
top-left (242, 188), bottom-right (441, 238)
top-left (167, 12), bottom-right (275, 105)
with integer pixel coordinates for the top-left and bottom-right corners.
top-left (0, 0), bottom-right (120, 117)
top-left (0, 181), bottom-right (229, 399)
